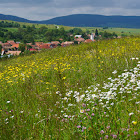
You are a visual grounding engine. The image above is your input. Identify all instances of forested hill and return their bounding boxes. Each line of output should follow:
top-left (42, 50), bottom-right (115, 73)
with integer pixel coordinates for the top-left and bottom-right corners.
top-left (40, 14), bottom-right (140, 28)
top-left (0, 14), bottom-right (33, 23)
top-left (1, 13), bottom-right (140, 28)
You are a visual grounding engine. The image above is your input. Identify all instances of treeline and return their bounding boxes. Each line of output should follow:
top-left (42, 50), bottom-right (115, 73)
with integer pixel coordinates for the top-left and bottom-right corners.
top-left (0, 21), bottom-right (20, 28)
top-left (0, 20), bottom-right (119, 43)
top-left (0, 24), bottom-right (90, 43)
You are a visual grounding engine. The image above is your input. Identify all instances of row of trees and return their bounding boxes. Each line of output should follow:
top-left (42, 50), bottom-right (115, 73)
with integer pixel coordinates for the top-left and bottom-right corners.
top-left (0, 25), bottom-right (90, 43)
top-left (0, 21), bottom-right (119, 44)
top-left (0, 21), bottom-right (20, 28)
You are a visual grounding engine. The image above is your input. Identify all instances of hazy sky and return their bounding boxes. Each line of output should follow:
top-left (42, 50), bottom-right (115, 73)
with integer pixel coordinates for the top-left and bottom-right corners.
top-left (0, 0), bottom-right (140, 20)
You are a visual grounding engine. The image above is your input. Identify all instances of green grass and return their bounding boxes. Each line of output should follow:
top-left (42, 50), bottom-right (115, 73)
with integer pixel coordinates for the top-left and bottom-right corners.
top-left (1, 20), bottom-right (140, 36)
top-left (0, 37), bottom-right (140, 139)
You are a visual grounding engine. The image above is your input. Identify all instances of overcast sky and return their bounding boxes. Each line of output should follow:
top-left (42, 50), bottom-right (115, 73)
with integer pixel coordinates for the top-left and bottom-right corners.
top-left (0, 0), bottom-right (140, 20)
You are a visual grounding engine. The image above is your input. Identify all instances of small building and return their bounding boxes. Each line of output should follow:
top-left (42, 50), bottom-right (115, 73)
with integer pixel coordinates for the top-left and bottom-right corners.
top-left (39, 43), bottom-right (55, 49)
top-left (29, 48), bottom-right (37, 52)
top-left (11, 43), bottom-right (19, 50)
top-left (26, 43), bottom-right (32, 46)
top-left (61, 41), bottom-right (74, 47)
top-left (75, 35), bottom-right (82, 38)
top-left (35, 42), bottom-right (44, 46)
top-left (6, 51), bottom-right (21, 55)
top-left (7, 40), bottom-right (15, 45)
top-left (2, 43), bottom-right (12, 50)
top-left (75, 37), bottom-right (85, 44)
top-left (51, 41), bottom-right (60, 46)
top-left (85, 39), bottom-right (94, 43)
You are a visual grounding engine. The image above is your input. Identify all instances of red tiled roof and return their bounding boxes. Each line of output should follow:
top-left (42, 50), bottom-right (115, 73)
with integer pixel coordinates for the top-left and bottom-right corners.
top-left (51, 41), bottom-right (60, 45)
top-left (7, 40), bottom-right (15, 45)
top-left (29, 48), bottom-right (37, 51)
top-left (2, 43), bottom-right (11, 46)
top-left (6, 51), bottom-right (21, 55)
top-left (11, 44), bottom-right (19, 48)
top-left (75, 38), bottom-right (85, 42)
top-left (35, 42), bottom-right (44, 46)
top-left (85, 39), bottom-right (94, 43)
top-left (39, 44), bottom-right (52, 49)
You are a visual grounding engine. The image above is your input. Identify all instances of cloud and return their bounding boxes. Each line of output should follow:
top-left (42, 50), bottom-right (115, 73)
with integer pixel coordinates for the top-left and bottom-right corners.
top-left (0, 0), bottom-right (140, 20)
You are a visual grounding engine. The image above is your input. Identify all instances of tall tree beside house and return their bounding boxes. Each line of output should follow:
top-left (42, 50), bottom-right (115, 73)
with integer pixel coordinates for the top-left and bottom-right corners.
top-left (95, 29), bottom-right (99, 36)
top-left (27, 45), bottom-right (32, 50)
top-left (18, 43), bottom-right (26, 53)
top-left (0, 44), bottom-right (2, 53)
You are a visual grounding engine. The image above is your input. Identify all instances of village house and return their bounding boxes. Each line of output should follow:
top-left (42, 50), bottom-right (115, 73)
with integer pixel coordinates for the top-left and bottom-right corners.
top-left (7, 40), bottom-right (16, 45)
top-left (35, 42), bottom-right (44, 46)
top-left (39, 43), bottom-right (56, 49)
top-left (26, 43), bottom-right (32, 46)
top-left (74, 37), bottom-right (85, 44)
top-left (85, 39), bottom-right (94, 43)
top-left (2, 43), bottom-right (12, 50)
top-left (29, 48), bottom-right (37, 52)
top-left (6, 51), bottom-right (21, 56)
top-left (30, 45), bottom-right (40, 50)
top-left (11, 43), bottom-right (19, 50)
top-left (51, 41), bottom-right (60, 46)
top-left (75, 35), bottom-right (82, 38)
top-left (61, 41), bottom-right (74, 47)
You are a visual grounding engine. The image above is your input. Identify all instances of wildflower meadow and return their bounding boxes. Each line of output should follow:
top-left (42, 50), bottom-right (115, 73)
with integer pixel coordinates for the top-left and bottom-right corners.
top-left (0, 37), bottom-right (140, 139)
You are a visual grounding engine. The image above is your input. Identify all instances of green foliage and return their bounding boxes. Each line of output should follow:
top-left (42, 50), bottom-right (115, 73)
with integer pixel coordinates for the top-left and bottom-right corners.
top-left (95, 29), bottom-right (99, 36)
top-left (99, 31), bottom-right (118, 39)
top-left (27, 45), bottom-right (32, 50)
top-left (0, 21), bottom-right (20, 28)
top-left (0, 44), bottom-right (2, 52)
top-left (18, 43), bottom-right (26, 52)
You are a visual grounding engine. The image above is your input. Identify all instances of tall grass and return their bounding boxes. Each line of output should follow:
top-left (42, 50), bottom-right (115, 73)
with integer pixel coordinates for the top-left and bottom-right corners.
top-left (0, 37), bottom-right (140, 139)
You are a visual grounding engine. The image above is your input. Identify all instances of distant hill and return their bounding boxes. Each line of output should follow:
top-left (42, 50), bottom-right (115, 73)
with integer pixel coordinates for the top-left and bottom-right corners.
top-left (1, 13), bottom-right (140, 28)
top-left (0, 14), bottom-right (33, 23)
top-left (40, 14), bottom-right (140, 28)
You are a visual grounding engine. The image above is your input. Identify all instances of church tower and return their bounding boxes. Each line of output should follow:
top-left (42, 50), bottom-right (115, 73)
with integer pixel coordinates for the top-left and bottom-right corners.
top-left (90, 33), bottom-right (94, 41)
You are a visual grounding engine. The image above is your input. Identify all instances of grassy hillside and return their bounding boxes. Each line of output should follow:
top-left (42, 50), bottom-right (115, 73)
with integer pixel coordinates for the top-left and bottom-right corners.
top-left (1, 20), bottom-right (140, 36)
top-left (0, 37), bottom-right (140, 139)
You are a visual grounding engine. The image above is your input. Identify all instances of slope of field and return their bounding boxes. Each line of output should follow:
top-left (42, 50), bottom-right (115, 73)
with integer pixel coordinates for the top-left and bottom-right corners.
top-left (1, 20), bottom-right (140, 37)
top-left (0, 37), bottom-right (140, 139)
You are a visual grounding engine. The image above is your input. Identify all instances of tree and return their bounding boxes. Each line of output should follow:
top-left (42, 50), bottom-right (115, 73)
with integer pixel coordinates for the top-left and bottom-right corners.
top-left (95, 29), bottom-right (99, 36)
top-left (27, 45), bottom-right (32, 50)
top-left (0, 44), bottom-right (2, 53)
top-left (18, 43), bottom-right (26, 52)
top-left (22, 25), bottom-right (26, 28)
top-left (0, 31), bottom-right (4, 37)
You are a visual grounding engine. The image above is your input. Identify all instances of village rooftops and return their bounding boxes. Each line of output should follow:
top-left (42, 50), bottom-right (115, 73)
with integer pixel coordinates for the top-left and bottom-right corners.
top-left (11, 44), bottom-right (19, 49)
top-left (61, 41), bottom-right (74, 47)
top-left (7, 40), bottom-right (16, 45)
top-left (51, 41), bottom-right (60, 45)
top-left (2, 43), bottom-right (11, 48)
top-left (85, 39), bottom-right (94, 43)
top-left (35, 42), bottom-right (44, 46)
top-left (75, 37), bottom-right (85, 43)
top-left (6, 51), bottom-right (21, 55)
top-left (39, 43), bottom-right (55, 49)
top-left (29, 48), bottom-right (37, 51)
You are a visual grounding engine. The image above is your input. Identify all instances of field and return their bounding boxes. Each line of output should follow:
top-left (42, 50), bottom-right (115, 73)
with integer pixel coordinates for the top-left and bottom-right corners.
top-left (1, 20), bottom-right (140, 36)
top-left (0, 37), bottom-right (140, 139)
